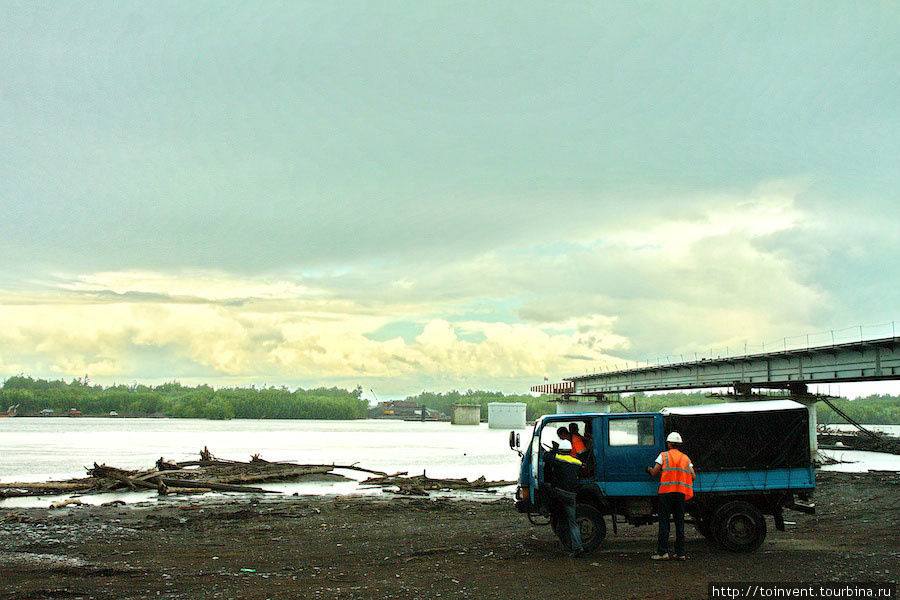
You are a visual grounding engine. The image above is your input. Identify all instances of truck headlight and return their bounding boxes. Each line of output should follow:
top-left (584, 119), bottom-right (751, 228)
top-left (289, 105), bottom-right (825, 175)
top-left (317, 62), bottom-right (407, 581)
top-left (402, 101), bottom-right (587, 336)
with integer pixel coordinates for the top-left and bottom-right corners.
top-left (517, 486), bottom-right (530, 502)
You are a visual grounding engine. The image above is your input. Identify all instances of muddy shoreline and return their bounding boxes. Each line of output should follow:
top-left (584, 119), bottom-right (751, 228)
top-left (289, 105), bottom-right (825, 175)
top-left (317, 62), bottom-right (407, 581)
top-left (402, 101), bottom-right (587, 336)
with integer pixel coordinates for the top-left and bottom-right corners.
top-left (1, 471), bottom-right (897, 600)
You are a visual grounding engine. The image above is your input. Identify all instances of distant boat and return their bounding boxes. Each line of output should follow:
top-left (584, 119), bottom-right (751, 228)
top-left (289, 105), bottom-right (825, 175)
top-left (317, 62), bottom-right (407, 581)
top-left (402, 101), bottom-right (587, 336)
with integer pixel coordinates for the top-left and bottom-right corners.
top-left (0, 404), bottom-right (19, 418)
top-left (68, 408), bottom-right (82, 417)
top-left (109, 411), bottom-right (119, 417)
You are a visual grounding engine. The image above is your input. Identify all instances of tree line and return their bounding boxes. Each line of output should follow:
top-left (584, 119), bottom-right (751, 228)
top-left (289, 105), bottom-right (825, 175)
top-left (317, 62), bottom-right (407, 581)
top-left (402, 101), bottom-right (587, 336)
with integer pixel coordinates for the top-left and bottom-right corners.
top-left (0, 376), bottom-right (368, 420)
top-left (2, 375), bottom-right (897, 424)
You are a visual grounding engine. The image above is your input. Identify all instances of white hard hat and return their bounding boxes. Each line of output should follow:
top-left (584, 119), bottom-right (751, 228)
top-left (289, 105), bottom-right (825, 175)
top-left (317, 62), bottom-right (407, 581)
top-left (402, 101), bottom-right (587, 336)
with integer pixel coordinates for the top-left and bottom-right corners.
top-left (666, 432), bottom-right (683, 444)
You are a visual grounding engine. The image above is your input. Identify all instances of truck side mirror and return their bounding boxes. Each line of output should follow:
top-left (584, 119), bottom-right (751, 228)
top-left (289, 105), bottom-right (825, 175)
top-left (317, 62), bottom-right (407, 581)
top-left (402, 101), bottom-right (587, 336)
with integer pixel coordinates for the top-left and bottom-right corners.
top-left (509, 431), bottom-right (523, 457)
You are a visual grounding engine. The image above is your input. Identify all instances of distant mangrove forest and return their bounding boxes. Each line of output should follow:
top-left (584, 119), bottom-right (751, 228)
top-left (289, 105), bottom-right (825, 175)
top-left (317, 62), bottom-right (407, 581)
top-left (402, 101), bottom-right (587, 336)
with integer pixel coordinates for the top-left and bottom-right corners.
top-left (0, 376), bottom-right (368, 420)
top-left (0, 376), bottom-right (897, 423)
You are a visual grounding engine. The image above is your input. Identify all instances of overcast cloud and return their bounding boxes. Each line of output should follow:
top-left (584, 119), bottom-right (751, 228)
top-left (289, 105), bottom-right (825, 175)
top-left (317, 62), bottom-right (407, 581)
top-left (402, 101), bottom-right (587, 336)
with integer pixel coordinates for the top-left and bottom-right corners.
top-left (1, 2), bottom-right (897, 395)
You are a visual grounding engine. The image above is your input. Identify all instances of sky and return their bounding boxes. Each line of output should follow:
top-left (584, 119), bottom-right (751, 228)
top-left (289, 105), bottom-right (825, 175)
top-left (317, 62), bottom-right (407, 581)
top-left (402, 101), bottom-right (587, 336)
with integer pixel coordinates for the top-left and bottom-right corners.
top-left (1, 2), bottom-right (898, 398)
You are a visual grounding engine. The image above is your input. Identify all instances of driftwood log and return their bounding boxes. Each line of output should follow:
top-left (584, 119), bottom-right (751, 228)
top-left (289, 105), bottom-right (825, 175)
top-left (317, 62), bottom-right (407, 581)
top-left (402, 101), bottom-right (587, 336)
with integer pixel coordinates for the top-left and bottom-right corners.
top-left (361, 471), bottom-right (515, 495)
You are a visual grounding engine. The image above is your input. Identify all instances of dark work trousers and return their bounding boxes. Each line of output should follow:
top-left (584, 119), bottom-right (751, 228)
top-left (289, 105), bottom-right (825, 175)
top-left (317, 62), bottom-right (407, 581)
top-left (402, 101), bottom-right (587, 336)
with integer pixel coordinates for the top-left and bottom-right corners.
top-left (562, 496), bottom-right (583, 551)
top-left (657, 492), bottom-right (686, 556)
top-left (552, 490), bottom-right (583, 551)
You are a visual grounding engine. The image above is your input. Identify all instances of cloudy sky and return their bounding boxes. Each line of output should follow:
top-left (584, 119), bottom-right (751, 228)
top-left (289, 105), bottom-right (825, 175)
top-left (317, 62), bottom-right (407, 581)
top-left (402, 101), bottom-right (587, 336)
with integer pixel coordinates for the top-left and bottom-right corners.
top-left (1, 2), bottom-right (897, 397)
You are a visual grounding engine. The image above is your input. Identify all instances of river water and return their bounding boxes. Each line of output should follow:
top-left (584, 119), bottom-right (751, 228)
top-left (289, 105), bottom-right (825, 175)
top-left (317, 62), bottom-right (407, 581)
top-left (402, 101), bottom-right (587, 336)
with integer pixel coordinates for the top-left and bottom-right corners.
top-left (1, 418), bottom-right (897, 507)
top-left (0, 418), bottom-right (522, 506)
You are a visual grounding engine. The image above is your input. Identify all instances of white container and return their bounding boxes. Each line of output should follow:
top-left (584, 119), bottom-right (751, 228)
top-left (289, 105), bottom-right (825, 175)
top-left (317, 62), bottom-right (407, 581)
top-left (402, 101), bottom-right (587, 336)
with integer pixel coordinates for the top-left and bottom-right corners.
top-left (487, 402), bottom-right (526, 429)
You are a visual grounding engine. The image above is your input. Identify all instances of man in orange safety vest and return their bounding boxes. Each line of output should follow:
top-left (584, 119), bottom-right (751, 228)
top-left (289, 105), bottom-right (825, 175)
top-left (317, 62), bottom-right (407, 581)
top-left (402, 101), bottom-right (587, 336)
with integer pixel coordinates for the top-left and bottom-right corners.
top-left (646, 431), bottom-right (695, 561)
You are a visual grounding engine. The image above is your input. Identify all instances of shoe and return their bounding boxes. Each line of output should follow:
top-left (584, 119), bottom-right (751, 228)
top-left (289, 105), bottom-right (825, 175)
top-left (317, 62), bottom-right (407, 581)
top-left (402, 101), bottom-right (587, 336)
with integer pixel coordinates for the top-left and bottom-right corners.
top-left (650, 553), bottom-right (669, 561)
top-left (569, 548), bottom-right (585, 558)
top-left (674, 554), bottom-right (687, 561)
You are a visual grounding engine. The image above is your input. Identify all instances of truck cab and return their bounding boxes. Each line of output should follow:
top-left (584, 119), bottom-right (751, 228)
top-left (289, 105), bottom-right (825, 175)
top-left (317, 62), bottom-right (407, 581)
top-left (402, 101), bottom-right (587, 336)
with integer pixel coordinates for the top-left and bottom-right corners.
top-left (511, 401), bottom-right (815, 553)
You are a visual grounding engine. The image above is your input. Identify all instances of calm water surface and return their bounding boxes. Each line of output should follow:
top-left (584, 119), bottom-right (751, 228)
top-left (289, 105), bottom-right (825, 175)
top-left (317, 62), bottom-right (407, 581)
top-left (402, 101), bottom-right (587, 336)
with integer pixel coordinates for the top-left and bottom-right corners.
top-left (0, 417), bottom-right (522, 487)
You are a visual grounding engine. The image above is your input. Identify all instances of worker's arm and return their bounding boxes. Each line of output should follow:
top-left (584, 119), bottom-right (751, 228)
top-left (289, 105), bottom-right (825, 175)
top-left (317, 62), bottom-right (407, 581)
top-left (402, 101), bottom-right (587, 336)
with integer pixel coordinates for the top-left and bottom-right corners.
top-left (689, 464), bottom-right (695, 479)
top-left (646, 463), bottom-right (662, 477)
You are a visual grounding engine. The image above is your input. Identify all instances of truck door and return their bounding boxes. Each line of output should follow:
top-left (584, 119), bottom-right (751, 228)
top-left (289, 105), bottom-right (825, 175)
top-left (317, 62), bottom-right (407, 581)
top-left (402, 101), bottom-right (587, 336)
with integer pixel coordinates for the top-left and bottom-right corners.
top-left (602, 414), bottom-right (663, 496)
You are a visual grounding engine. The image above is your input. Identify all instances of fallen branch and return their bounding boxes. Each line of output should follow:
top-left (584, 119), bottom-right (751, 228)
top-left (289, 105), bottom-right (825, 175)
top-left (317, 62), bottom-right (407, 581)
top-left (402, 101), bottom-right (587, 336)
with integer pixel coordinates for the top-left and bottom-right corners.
top-left (361, 472), bottom-right (515, 491)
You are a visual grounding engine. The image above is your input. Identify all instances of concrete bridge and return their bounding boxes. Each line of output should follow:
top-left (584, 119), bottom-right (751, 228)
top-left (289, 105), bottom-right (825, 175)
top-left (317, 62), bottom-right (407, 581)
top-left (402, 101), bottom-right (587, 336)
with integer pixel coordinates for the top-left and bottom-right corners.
top-left (532, 336), bottom-right (900, 456)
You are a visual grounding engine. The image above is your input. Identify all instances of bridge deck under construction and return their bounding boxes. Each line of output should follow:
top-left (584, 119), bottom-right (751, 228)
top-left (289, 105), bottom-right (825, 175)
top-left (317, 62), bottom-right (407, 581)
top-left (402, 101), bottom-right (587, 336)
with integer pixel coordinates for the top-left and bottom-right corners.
top-left (533, 336), bottom-right (900, 396)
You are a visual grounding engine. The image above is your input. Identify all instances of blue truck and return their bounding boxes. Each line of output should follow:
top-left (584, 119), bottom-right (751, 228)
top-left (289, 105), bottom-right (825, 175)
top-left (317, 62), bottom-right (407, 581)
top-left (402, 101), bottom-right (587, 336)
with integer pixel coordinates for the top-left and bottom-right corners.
top-left (510, 400), bottom-right (815, 553)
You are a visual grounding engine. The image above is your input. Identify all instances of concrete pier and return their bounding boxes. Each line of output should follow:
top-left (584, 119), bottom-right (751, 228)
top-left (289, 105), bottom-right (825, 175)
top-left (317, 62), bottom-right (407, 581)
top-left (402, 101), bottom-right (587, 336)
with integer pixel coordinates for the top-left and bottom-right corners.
top-left (487, 402), bottom-right (526, 429)
top-left (451, 404), bottom-right (481, 425)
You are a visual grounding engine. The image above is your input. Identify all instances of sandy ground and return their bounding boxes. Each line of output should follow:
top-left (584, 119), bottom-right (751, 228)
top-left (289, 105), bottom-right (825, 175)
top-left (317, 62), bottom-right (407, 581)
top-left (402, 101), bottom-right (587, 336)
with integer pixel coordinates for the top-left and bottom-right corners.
top-left (1, 471), bottom-right (897, 600)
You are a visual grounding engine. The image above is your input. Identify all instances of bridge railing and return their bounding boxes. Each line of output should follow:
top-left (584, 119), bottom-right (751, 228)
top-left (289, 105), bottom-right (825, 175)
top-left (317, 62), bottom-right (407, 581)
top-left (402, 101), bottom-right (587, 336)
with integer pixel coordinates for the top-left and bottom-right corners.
top-left (573, 321), bottom-right (897, 377)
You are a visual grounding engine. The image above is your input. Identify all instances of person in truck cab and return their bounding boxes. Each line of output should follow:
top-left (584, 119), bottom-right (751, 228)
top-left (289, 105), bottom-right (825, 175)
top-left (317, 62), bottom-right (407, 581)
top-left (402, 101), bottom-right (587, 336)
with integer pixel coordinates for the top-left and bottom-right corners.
top-left (568, 422), bottom-right (595, 476)
top-left (568, 422), bottom-right (585, 448)
top-left (646, 431), bottom-right (695, 561)
top-left (557, 426), bottom-right (586, 458)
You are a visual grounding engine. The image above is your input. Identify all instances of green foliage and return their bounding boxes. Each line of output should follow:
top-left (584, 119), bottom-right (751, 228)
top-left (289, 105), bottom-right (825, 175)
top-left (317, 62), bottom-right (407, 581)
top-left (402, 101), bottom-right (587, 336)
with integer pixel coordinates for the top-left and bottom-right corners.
top-left (815, 394), bottom-right (900, 425)
top-left (1, 376), bottom-right (368, 420)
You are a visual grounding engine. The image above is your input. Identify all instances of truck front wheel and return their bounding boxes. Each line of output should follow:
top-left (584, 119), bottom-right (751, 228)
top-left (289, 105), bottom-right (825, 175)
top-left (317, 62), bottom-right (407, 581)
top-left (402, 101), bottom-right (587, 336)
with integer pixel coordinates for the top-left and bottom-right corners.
top-left (712, 501), bottom-right (767, 552)
top-left (576, 504), bottom-right (607, 553)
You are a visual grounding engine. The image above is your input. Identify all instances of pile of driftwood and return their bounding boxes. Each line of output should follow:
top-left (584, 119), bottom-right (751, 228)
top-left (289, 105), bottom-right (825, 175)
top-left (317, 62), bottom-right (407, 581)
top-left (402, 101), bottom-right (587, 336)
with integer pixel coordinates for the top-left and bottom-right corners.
top-left (361, 472), bottom-right (515, 496)
top-left (0, 447), bottom-right (515, 499)
top-left (0, 447), bottom-right (387, 499)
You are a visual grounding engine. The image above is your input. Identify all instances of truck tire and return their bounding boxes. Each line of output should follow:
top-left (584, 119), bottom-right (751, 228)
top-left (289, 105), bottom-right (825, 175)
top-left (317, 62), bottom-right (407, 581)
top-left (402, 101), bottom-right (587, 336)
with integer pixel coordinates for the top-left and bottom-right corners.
top-left (555, 504), bottom-right (607, 553)
top-left (712, 501), bottom-right (767, 553)
top-left (577, 504), bottom-right (607, 553)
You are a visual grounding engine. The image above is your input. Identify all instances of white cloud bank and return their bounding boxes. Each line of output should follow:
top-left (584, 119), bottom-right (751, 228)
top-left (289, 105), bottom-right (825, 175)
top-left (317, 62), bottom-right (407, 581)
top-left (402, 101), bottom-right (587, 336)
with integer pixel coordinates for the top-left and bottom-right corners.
top-left (0, 187), bottom-right (853, 395)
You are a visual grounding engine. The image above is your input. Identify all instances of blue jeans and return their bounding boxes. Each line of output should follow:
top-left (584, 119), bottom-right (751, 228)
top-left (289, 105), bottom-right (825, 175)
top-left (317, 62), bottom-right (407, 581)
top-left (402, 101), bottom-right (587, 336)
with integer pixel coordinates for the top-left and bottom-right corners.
top-left (562, 498), bottom-right (583, 551)
top-left (657, 492), bottom-right (685, 556)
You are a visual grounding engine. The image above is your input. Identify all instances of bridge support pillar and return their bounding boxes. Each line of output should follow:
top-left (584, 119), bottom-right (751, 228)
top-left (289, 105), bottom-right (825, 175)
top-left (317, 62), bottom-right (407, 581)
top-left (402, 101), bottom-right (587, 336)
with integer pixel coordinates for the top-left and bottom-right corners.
top-left (555, 395), bottom-right (610, 414)
top-left (793, 396), bottom-right (819, 458)
top-left (787, 383), bottom-right (818, 459)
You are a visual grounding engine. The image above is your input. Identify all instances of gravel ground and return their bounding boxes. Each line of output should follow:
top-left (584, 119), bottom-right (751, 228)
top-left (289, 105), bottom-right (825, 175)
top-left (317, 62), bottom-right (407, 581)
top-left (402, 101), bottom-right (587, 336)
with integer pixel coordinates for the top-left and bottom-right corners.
top-left (1, 471), bottom-right (897, 600)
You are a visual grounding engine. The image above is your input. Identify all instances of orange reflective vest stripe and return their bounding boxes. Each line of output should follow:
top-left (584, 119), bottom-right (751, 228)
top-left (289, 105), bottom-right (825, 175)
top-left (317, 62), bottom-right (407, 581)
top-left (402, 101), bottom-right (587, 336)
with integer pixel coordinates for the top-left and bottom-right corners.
top-left (570, 434), bottom-right (586, 457)
top-left (659, 448), bottom-right (694, 500)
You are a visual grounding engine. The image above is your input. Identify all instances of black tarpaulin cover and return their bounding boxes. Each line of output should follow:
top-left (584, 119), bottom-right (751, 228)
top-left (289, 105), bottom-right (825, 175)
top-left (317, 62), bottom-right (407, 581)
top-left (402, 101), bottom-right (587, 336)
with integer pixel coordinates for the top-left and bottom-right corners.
top-left (662, 402), bottom-right (810, 471)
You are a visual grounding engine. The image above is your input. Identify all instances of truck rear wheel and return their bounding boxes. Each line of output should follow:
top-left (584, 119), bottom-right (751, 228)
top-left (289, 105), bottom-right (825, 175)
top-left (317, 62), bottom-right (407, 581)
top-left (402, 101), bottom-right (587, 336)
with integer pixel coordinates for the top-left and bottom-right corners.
top-left (712, 501), bottom-right (767, 552)
top-left (554, 504), bottom-right (607, 553)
